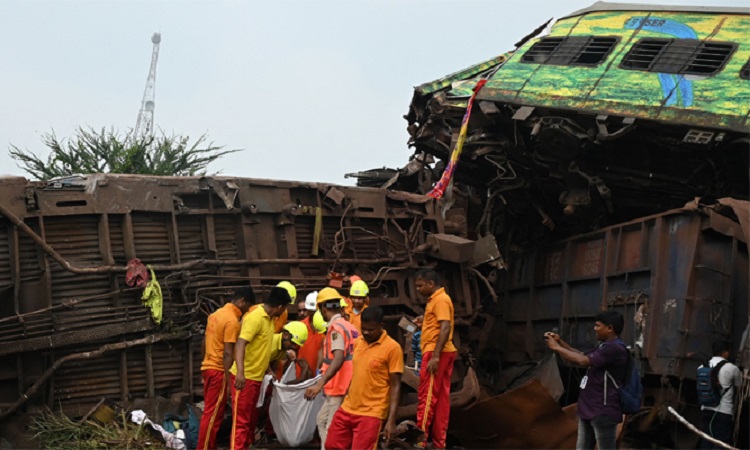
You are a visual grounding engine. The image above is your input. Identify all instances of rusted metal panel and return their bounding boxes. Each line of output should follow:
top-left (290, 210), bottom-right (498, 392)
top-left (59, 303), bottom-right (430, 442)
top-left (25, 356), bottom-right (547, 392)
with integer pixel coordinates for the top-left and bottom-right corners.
top-left (0, 318), bottom-right (153, 356)
top-left (498, 206), bottom-right (748, 380)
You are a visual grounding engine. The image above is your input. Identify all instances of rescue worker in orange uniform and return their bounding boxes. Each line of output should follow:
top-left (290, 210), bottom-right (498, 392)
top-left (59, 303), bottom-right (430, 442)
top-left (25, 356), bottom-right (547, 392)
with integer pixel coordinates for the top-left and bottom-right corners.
top-left (415, 269), bottom-right (457, 449)
top-left (325, 306), bottom-right (403, 450)
top-left (295, 292), bottom-right (324, 382)
top-left (197, 287), bottom-right (254, 450)
top-left (344, 280), bottom-right (369, 333)
top-left (229, 286), bottom-right (290, 450)
top-left (304, 287), bottom-right (360, 449)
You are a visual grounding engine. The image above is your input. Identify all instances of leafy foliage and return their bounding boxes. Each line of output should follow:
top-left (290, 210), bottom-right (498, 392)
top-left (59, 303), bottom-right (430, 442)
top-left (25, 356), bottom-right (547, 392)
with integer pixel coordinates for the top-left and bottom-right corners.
top-left (30, 407), bottom-right (170, 450)
top-left (10, 127), bottom-right (240, 180)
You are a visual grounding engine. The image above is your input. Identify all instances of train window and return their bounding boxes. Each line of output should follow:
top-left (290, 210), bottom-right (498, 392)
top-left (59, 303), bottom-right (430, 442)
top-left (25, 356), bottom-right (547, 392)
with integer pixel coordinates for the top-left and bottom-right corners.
top-left (741, 58), bottom-right (750, 80)
top-left (620, 38), bottom-right (737, 76)
top-left (521, 36), bottom-right (619, 66)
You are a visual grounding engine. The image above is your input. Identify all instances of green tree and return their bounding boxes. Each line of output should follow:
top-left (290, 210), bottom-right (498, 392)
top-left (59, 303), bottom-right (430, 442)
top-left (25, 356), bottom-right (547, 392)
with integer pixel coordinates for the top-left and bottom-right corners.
top-left (9, 127), bottom-right (240, 180)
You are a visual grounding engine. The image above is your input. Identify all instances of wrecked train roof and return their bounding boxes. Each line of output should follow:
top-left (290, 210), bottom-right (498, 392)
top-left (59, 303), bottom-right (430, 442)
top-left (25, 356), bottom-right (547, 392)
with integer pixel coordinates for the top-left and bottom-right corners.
top-left (564, 1), bottom-right (750, 18)
top-left (398, 3), bottom-right (750, 265)
top-left (413, 5), bottom-right (750, 132)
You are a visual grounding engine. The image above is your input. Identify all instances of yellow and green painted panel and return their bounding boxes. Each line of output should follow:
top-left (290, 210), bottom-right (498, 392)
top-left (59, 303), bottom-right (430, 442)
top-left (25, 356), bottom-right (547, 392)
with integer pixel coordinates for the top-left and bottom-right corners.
top-left (429, 10), bottom-right (750, 132)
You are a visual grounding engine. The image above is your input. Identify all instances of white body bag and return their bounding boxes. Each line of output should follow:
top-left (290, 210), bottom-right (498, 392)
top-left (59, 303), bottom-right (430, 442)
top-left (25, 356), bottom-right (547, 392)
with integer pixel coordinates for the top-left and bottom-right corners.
top-left (269, 363), bottom-right (325, 447)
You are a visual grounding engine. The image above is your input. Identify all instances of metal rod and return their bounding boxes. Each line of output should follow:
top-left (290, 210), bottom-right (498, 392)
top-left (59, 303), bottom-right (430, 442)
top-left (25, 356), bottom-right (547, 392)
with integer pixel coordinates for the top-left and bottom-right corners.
top-left (120, 352), bottom-right (129, 403)
top-left (467, 267), bottom-right (498, 302)
top-left (145, 345), bottom-right (155, 398)
top-left (666, 406), bottom-right (737, 450)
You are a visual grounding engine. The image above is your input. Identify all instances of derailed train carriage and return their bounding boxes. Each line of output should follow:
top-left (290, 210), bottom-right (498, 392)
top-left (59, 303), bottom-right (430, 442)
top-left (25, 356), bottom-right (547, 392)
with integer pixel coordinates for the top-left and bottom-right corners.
top-left (0, 1), bottom-right (748, 448)
top-left (0, 174), bottom-right (491, 435)
top-left (350, 1), bottom-right (750, 447)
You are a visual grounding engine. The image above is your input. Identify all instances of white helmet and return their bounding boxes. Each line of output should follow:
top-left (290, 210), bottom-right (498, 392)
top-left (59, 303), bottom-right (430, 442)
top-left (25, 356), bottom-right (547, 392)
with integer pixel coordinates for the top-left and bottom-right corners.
top-left (304, 291), bottom-right (318, 311)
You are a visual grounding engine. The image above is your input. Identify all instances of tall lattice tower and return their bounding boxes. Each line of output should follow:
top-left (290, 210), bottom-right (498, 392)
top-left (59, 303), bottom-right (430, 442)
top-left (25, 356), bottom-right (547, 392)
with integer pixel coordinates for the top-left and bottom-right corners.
top-left (133, 32), bottom-right (161, 141)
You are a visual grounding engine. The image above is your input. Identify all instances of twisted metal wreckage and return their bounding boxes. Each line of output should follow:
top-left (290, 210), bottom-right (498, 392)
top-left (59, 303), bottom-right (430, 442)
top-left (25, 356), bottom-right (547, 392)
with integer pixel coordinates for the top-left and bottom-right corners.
top-left (2, 2), bottom-right (750, 448)
top-left (349, 2), bottom-right (750, 446)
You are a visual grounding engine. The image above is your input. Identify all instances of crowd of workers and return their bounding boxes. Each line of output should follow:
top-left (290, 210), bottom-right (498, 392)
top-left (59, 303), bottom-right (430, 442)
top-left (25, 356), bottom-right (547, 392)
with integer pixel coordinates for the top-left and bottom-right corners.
top-left (196, 269), bottom-right (455, 450)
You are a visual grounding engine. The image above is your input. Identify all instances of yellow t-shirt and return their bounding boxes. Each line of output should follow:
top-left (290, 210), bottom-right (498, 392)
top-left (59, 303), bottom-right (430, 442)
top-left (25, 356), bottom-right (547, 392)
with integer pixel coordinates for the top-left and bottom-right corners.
top-left (421, 287), bottom-right (457, 354)
top-left (269, 333), bottom-right (286, 362)
top-left (341, 332), bottom-right (404, 419)
top-left (249, 304), bottom-right (288, 333)
top-left (229, 306), bottom-right (274, 381)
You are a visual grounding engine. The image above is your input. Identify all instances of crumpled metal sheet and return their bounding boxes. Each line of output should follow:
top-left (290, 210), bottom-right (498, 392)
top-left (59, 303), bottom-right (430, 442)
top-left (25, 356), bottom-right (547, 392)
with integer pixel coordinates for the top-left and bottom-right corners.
top-left (683, 197), bottom-right (750, 244)
top-left (449, 379), bottom-right (577, 449)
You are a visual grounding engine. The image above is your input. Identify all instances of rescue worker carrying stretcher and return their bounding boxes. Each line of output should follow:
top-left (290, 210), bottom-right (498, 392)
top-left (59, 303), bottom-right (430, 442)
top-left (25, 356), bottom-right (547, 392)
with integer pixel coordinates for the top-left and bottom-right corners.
top-left (229, 286), bottom-right (290, 450)
top-left (270, 321), bottom-right (310, 381)
top-left (304, 287), bottom-right (359, 450)
top-left (244, 280), bottom-right (295, 333)
top-left (257, 320), bottom-right (311, 443)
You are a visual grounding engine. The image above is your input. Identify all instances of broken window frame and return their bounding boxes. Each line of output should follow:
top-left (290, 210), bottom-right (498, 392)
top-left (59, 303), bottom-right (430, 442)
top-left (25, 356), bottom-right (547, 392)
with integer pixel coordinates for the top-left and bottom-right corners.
top-left (520, 36), bottom-right (620, 67)
top-left (619, 38), bottom-right (737, 76)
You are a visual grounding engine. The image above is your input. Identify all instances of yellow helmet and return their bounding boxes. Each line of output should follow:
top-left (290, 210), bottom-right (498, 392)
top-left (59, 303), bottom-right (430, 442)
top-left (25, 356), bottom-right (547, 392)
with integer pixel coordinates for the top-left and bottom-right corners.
top-left (277, 281), bottom-right (297, 303)
top-left (312, 310), bottom-right (327, 333)
top-left (283, 321), bottom-right (308, 346)
top-left (340, 298), bottom-right (348, 308)
top-left (316, 287), bottom-right (341, 305)
top-left (349, 280), bottom-right (369, 297)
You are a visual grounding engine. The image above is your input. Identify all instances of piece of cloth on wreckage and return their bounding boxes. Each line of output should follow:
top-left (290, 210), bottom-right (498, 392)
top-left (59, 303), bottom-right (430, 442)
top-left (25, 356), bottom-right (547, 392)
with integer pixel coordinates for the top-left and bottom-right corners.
top-left (269, 364), bottom-right (325, 447)
top-left (126, 258), bottom-right (149, 288)
top-left (141, 266), bottom-right (163, 324)
top-left (427, 79), bottom-right (487, 199)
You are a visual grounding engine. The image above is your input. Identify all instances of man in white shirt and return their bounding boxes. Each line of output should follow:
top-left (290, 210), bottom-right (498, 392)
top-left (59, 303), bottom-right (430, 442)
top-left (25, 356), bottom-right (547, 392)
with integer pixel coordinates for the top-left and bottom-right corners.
top-left (701, 340), bottom-right (742, 448)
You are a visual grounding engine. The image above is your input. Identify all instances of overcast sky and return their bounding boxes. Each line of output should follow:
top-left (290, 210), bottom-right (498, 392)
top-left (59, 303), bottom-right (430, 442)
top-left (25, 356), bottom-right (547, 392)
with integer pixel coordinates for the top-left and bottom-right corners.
top-left (1, 0), bottom-right (746, 184)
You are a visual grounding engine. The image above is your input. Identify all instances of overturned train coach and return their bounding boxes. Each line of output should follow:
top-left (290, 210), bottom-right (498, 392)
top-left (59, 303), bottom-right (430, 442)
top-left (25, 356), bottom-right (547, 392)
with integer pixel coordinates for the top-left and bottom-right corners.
top-left (0, 174), bottom-right (491, 422)
top-left (347, 1), bottom-right (750, 447)
top-left (0, 173), bottom-right (746, 447)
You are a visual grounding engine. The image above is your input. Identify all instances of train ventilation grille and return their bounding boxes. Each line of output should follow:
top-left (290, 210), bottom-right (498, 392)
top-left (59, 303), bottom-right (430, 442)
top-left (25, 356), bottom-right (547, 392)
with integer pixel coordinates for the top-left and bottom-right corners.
top-left (621, 38), bottom-right (736, 76)
top-left (521, 36), bottom-right (619, 66)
